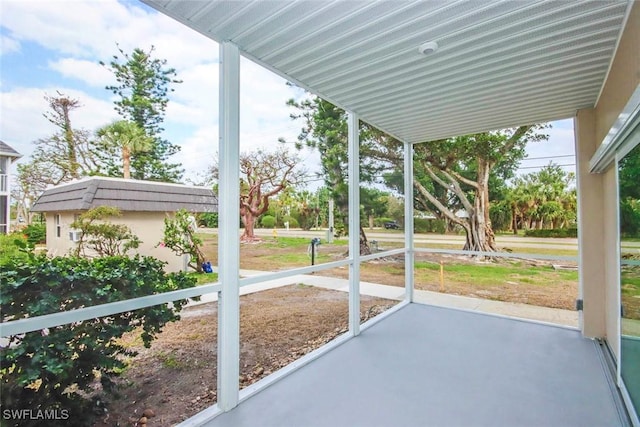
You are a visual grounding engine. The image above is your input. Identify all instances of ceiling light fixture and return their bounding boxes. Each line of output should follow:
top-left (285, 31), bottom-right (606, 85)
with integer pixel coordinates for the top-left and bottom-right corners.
top-left (418, 41), bottom-right (439, 55)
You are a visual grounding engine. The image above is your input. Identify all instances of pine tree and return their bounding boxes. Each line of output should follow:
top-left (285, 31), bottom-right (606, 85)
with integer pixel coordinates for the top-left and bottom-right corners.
top-left (101, 45), bottom-right (183, 181)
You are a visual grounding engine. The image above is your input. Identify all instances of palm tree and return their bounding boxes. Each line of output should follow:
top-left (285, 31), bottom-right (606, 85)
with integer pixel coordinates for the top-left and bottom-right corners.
top-left (96, 120), bottom-right (152, 179)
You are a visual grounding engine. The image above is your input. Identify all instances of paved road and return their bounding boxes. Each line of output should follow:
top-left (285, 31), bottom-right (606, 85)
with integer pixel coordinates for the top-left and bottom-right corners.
top-left (201, 228), bottom-right (640, 252)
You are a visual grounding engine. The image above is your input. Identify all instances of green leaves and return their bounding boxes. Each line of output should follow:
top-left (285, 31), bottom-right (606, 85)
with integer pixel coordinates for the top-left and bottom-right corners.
top-left (101, 45), bottom-right (183, 182)
top-left (161, 209), bottom-right (206, 272)
top-left (71, 206), bottom-right (140, 257)
top-left (0, 254), bottom-right (196, 425)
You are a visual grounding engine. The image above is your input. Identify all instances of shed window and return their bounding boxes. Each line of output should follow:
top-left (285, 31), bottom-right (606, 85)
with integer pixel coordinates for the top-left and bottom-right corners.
top-left (55, 214), bottom-right (61, 238)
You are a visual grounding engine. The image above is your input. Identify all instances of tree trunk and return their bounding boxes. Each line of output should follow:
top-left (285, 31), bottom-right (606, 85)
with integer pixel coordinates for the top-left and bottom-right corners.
top-left (240, 211), bottom-right (259, 241)
top-left (60, 100), bottom-right (79, 179)
top-left (123, 146), bottom-right (131, 179)
top-left (512, 206), bottom-right (518, 235)
top-left (359, 225), bottom-right (371, 255)
top-left (462, 159), bottom-right (496, 252)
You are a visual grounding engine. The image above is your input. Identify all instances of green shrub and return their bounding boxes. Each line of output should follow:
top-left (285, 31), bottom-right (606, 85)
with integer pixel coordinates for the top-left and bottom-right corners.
top-left (0, 234), bottom-right (29, 266)
top-left (431, 219), bottom-right (447, 234)
top-left (0, 254), bottom-right (197, 425)
top-left (490, 202), bottom-right (512, 232)
top-left (413, 218), bottom-right (446, 233)
top-left (414, 218), bottom-right (430, 233)
top-left (22, 223), bottom-right (46, 245)
top-left (71, 206), bottom-right (140, 257)
top-left (260, 215), bottom-right (276, 228)
top-left (197, 212), bottom-right (218, 228)
top-left (333, 221), bottom-right (346, 237)
top-left (524, 228), bottom-right (578, 238)
top-left (620, 198), bottom-right (640, 236)
top-left (162, 209), bottom-right (206, 272)
top-left (283, 215), bottom-right (299, 228)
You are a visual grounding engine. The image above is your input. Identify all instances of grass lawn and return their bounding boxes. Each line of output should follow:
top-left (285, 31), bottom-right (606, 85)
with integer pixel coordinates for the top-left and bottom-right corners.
top-left (414, 260), bottom-right (577, 287)
top-left (196, 232), bottom-right (578, 310)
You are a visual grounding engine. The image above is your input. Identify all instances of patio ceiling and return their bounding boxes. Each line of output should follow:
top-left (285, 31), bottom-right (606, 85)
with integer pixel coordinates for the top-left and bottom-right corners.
top-left (142, 0), bottom-right (633, 143)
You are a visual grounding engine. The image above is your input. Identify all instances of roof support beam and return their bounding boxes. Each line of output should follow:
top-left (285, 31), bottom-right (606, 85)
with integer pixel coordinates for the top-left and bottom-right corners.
top-left (404, 141), bottom-right (414, 302)
top-left (348, 112), bottom-right (360, 336)
top-left (217, 41), bottom-right (241, 411)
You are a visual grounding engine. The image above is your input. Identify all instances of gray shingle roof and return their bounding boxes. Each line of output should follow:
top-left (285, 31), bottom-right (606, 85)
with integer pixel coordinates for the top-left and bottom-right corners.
top-left (0, 141), bottom-right (22, 159)
top-left (31, 177), bottom-right (217, 213)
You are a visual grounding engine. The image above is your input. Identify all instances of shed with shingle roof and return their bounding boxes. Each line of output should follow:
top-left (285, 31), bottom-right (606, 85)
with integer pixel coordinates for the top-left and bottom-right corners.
top-left (32, 177), bottom-right (217, 272)
top-left (31, 176), bottom-right (217, 213)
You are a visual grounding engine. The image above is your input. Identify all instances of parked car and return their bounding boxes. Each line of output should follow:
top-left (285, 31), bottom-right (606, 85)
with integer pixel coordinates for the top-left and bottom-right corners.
top-left (384, 220), bottom-right (400, 230)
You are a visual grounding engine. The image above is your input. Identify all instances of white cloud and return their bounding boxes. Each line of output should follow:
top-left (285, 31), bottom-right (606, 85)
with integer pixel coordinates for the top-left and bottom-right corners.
top-left (1, 0), bottom-right (131, 57)
top-left (0, 0), bottom-right (315, 184)
top-left (166, 63), bottom-right (218, 126)
top-left (1, 0), bottom-right (217, 68)
top-left (48, 58), bottom-right (114, 87)
top-left (175, 125), bottom-right (219, 178)
top-left (1, 34), bottom-right (20, 55)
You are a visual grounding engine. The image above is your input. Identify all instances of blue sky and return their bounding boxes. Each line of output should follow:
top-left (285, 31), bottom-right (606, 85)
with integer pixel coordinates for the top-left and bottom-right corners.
top-left (1, 0), bottom-right (576, 184)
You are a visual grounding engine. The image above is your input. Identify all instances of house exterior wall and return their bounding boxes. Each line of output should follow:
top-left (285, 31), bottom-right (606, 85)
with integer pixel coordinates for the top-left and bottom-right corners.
top-left (0, 156), bottom-right (11, 234)
top-left (44, 211), bottom-right (187, 272)
top-left (575, 2), bottom-right (639, 355)
top-left (594, 3), bottom-right (640, 144)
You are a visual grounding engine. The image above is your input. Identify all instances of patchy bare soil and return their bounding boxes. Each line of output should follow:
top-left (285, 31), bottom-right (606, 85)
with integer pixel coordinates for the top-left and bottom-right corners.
top-left (94, 235), bottom-right (578, 425)
top-left (204, 235), bottom-right (577, 311)
top-left (95, 285), bottom-right (394, 426)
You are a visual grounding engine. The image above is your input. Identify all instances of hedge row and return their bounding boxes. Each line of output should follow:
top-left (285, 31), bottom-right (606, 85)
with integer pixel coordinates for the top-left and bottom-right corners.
top-left (524, 228), bottom-right (578, 238)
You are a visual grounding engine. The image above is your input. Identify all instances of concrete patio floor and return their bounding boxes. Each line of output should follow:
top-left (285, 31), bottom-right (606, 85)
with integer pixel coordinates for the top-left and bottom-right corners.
top-left (203, 303), bottom-right (627, 427)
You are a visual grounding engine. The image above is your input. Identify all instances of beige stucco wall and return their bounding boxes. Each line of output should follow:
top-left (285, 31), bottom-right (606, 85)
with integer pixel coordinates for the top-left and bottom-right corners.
top-left (594, 3), bottom-right (640, 144)
top-left (44, 211), bottom-right (78, 257)
top-left (575, 2), bottom-right (639, 359)
top-left (44, 211), bottom-right (187, 272)
top-left (575, 109), bottom-right (606, 338)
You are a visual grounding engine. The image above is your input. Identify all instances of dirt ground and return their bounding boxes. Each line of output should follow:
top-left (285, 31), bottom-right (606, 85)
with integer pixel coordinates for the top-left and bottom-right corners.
top-left (95, 285), bottom-right (394, 426)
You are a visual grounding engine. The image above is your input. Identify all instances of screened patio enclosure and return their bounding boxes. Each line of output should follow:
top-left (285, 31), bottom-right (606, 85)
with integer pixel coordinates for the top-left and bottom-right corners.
top-left (1, 0), bottom-right (638, 425)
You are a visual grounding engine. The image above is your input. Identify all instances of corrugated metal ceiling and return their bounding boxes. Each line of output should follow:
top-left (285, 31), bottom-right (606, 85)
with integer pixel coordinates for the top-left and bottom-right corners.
top-left (142, 0), bottom-right (632, 143)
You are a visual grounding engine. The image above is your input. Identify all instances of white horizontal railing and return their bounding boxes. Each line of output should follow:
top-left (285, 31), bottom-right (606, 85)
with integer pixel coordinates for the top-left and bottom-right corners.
top-left (1, 246), bottom-right (578, 338)
top-left (239, 258), bottom-right (352, 287)
top-left (237, 248), bottom-right (404, 287)
top-left (0, 282), bottom-right (222, 337)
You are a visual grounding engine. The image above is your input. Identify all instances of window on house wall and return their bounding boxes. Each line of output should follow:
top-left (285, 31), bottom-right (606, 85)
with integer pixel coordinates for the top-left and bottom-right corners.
top-left (55, 214), bottom-right (61, 238)
top-left (0, 157), bottom-right (8, 192)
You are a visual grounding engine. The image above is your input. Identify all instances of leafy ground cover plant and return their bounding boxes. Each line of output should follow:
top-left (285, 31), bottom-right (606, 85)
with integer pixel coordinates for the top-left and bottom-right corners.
top-left (0, 252), bottom-right (196, 426)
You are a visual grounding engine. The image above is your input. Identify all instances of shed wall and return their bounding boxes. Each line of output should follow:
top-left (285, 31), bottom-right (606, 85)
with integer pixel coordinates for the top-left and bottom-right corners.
top-left (43, 211), bottom-right (187, 273)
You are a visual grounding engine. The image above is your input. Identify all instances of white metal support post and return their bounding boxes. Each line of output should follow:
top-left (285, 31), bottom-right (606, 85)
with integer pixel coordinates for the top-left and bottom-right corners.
top-left (404, 141), bottom-right (414, 302)
top-left (348, 112), bottom-right (361, 336)
top-left (217, 41), bottom-right (240, 411)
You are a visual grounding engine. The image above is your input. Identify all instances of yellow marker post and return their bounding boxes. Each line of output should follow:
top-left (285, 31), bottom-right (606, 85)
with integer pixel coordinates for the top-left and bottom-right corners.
top-left (439, 261), bottom-right (445, 292)
top-left (272, 227), bottom-right (278, 240)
